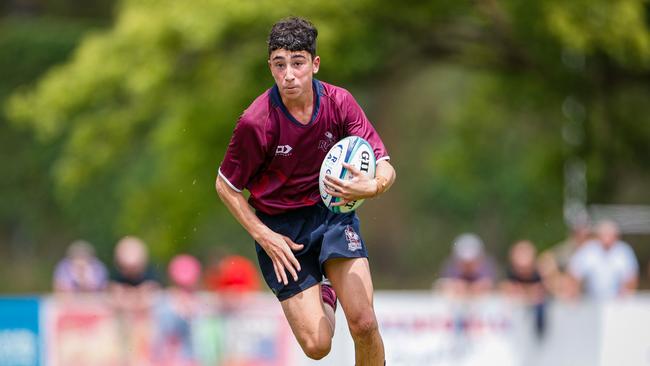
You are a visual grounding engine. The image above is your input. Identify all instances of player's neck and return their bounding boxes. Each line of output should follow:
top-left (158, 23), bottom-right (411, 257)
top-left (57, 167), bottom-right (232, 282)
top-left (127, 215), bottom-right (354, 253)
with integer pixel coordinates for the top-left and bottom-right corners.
top-left (282, 88), bottom-right (315, 125)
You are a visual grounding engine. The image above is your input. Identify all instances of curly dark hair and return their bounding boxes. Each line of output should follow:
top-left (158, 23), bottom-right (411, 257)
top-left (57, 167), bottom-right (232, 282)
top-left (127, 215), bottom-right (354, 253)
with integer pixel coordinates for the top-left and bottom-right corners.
top-left (268, 17), bottom-right (318, 57)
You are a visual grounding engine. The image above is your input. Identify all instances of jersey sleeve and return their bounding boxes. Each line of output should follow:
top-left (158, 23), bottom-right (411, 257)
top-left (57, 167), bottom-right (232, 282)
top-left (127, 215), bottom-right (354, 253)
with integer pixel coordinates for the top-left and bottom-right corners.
top-left (342, 91), bottom-right (389, 162)
top-left (218, 115), bottom-right (267, 192)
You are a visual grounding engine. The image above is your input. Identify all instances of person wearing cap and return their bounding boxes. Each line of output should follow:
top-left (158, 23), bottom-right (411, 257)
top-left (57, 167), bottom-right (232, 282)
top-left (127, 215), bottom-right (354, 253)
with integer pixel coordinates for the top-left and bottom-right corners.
top-left (434, 233), bottom-right (497, 297)
top-left (53, 239), bottom-right (109, 293)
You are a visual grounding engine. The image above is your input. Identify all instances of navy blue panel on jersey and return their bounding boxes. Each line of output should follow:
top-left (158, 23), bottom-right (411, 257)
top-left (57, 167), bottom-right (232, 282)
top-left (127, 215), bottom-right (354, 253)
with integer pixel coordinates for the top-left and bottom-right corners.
top-left (254, 202), bottom-right (368, 301)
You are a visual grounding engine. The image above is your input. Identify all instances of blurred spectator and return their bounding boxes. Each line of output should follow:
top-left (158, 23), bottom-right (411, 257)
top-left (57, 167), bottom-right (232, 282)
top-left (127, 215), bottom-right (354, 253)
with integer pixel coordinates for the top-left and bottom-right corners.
top-left (646, 260), bottom-right (650, 288)
top-left (154, 254), bottom-right (203, 366)
top-left (53, 239), bottom-right (108, 293)
top-left (110, 236), bottom-right (161, 312)
top-left (204, 254), bottom-right (260, 312)
top-left (538, 216), bottom-right (591, 299)
top-left (204, 254), bottom-right (260, 293)
top-left (568, 220), bottom-right (639, 300)
top-left (110, 236), bottom-right (162, 365)
top-left (500, 240), bottom-right (547, 338)
top-left (435, 233), bottom-right (497, 297)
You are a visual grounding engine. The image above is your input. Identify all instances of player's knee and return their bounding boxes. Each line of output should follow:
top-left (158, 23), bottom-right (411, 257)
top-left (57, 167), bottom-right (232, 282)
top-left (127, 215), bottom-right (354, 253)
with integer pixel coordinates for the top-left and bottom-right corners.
top-left (302, 339), bottom-right (331, 360)
top-left (348, 312), bottom-right (379, 340)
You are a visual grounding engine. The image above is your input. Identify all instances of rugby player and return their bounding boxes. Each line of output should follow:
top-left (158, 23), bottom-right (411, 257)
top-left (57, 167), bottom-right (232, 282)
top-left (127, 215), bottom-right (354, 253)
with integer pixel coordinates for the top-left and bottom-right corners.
top-left (216, 17), bottom-right (396, 365)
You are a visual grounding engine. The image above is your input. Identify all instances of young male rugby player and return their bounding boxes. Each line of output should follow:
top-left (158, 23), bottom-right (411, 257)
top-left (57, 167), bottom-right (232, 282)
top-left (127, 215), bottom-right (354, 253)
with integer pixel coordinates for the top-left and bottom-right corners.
top-left (216, 17), bottom-right (395, 365)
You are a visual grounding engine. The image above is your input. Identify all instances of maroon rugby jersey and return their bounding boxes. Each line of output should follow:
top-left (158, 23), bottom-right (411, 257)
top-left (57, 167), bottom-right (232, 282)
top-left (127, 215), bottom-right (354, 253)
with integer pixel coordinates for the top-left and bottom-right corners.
top-left (219, 79), bottom-right (389, 215)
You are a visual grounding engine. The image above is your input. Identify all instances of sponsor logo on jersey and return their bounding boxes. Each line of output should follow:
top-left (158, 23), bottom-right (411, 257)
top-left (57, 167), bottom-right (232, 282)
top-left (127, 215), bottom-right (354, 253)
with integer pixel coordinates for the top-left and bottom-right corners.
top-left (275, 145), bottom-right (293, 156)
top-left (345, 225), bottom-right (362, 251)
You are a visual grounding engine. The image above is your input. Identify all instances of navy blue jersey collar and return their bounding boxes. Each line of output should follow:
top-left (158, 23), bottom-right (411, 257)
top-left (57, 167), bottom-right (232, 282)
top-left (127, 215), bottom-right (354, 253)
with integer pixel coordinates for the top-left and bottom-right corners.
top-left (271, 79), bottom-right (323, 127)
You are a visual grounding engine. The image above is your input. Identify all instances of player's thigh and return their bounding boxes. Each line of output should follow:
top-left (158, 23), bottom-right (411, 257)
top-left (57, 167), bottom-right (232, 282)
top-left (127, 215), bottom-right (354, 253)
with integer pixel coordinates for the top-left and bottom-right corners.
top-left (280, 284), bottom-right (333, 351)
top-left (324, 257), bottom-right (378, 335)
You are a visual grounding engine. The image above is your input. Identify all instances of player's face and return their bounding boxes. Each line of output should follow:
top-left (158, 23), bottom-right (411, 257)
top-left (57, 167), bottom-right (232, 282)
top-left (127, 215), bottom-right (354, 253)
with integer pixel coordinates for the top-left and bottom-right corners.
top-left (269, 49), bottom-right (320, 101)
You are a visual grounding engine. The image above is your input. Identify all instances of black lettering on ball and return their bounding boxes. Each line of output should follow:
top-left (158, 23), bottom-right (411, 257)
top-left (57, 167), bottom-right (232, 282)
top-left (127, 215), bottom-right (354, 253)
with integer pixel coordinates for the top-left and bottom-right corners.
top-left (360, 151), bottom-right (370, 173)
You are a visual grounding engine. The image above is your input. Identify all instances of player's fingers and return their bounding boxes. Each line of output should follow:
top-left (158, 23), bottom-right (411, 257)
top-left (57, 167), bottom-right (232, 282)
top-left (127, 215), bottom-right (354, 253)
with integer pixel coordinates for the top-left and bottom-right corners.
top-left (283, 235), bottom-right (305, 252)
top-left (325, 186), bottom-right (343, 197)
top-left (272, 261), bottom-right (282, 284)
top-left (284, 247), bottom-right (302, 274)
top-left (324, 174), bottom-right (344, 187)
top-left (331, 198), bottom-right (351, 207)
top-left (271, 252), bottom-right (289, 285)
top-left (342, 162), bottom-right (360, 175)
top-left (324, 182), bottom-right (338, 192)
top-left (277, 260), bottom-right (289, 285)
top-left (278, 251), bottom-right (299, 282)
top-left (325, 176), bottom-right (349, 193)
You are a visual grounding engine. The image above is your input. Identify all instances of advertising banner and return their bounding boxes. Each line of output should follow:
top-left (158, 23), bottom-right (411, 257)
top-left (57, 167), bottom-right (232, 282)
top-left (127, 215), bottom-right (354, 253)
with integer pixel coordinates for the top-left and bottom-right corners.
top-left (44, 298), bottom-right (123, 366)
top-left (375, 293), bottom-right (526, 366)
top-left (0, 298), bottom-right (41, 366)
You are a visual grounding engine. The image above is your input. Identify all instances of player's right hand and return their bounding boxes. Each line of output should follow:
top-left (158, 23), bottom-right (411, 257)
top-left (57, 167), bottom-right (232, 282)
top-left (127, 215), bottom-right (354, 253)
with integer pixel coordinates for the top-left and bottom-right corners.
top-left (259, 232), bottom-right (304, 285)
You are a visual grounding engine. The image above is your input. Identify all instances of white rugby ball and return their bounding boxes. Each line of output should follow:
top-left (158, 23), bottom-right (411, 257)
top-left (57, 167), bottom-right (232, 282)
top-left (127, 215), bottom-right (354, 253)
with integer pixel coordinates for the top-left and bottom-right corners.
top-left (319, 136), bottom-right (376, 213)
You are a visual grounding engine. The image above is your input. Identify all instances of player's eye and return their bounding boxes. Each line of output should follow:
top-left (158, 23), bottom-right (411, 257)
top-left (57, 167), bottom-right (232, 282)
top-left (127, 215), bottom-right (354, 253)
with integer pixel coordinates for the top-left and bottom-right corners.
top-left (274, 63), bottom-right (285, 69)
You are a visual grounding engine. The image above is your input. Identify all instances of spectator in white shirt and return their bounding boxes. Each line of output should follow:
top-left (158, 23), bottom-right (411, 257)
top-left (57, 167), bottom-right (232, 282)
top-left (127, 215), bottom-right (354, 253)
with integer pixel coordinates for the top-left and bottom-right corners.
top-left (568, 220), bottom-right (638, 300)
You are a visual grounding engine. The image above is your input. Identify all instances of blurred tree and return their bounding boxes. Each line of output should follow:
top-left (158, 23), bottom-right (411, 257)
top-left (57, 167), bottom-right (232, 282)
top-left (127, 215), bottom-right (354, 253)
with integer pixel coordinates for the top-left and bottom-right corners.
top-left (0, 16), bottom-right (106, 291)
top-left (6, 0), bottom-right (394, 260)
top-left (1, 0), bottom-right (114, 19)
top-left (5, 0), bottom-right (650, 286)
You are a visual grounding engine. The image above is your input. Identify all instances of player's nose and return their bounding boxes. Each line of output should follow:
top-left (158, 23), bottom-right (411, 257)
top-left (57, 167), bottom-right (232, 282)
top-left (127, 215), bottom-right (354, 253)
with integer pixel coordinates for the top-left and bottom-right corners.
top-left (284, 67), bottom-right (295, 81)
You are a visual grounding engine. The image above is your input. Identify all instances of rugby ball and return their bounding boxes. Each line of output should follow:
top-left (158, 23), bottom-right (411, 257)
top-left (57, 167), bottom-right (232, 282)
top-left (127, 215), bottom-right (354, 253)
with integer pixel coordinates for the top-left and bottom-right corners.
top-left (319, 136), bottom-right (376, 213)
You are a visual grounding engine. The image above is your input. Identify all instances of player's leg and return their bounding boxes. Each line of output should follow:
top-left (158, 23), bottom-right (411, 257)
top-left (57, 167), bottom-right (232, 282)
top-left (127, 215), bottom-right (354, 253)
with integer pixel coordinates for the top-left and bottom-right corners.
top-left (255, 205), bottom-right (339, 360)
top-left (324, 257), bottom-right (384, 366)
top-left (280, 283), bottom-right (335, 360)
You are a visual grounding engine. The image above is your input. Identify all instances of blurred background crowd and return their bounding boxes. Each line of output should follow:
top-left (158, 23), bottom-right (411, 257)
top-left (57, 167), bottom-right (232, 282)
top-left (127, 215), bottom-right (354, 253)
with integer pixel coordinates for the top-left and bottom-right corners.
top-left (52, 217), bottom-right (644, 304)
top-left (47, 213), bottom-right (642, 361)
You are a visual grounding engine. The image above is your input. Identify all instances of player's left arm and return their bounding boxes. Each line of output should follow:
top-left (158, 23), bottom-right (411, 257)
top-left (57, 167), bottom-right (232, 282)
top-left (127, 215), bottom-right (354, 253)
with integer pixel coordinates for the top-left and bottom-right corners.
top-left (324, 159), bottom-right (395, 206)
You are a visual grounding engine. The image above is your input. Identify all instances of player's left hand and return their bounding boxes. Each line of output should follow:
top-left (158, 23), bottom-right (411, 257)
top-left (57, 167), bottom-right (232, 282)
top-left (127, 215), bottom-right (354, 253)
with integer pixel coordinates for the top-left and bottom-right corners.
top-left (324, 163), bottom-right (376, 206)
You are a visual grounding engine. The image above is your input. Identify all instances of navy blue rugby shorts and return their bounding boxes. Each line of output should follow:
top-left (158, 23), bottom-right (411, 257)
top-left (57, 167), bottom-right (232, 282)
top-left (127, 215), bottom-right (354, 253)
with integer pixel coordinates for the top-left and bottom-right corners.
top-left (255, 202), bottom-right (369, 301)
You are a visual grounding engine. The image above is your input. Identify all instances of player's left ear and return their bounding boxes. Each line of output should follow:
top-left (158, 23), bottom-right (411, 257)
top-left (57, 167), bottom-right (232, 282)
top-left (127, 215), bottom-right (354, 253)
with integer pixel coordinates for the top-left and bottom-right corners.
top-left (312, 55), bottom-right (320, 74)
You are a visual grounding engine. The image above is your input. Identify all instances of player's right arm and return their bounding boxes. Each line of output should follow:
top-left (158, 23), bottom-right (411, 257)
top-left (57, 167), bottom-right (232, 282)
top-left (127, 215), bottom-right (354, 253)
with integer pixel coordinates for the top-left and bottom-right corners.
top-left (215, 174), bottom-right (303, 286)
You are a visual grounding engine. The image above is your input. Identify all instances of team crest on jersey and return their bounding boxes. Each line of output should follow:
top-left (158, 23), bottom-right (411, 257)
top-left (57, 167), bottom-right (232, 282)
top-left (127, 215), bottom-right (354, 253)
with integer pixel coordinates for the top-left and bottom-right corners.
top-left (345, 225), bottom-right (362, 251)
top-left (318, 131), bottom-right (336, 152)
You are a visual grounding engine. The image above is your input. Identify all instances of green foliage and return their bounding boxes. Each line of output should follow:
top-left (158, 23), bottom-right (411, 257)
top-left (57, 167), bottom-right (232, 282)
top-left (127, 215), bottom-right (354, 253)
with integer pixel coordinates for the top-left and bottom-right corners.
top-left (544, 0), bottom-right (650, 67)
top-left (4, 0), bottom-right (650, 287)
top-left (6, 0), bottom-right (390, 260)
top-left (0, 16), bottom-right (104, 291)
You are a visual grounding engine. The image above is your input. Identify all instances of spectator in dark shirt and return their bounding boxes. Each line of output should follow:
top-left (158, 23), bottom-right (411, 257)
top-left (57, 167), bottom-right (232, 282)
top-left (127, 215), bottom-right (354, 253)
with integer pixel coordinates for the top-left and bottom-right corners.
top-left (110, 236), bottom-right (161, 312)
top-left (501, 240), bottom-right (547, 338)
